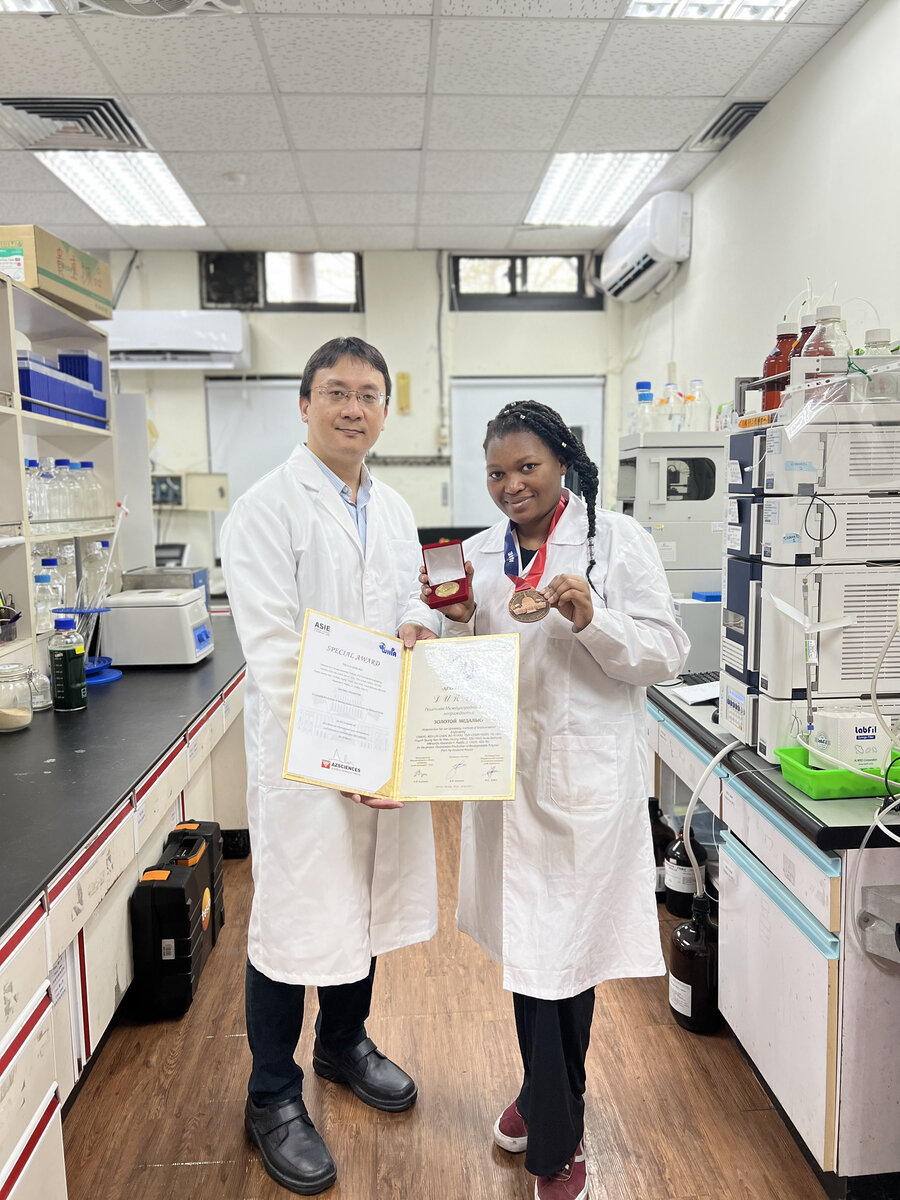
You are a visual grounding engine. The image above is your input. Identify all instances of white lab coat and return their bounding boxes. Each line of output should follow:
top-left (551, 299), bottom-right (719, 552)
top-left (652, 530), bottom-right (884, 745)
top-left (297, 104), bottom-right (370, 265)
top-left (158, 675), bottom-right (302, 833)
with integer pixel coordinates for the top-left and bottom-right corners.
top-left (445, 493), bottom-right (690, 1000)
top-left (220, 443), bottom-right (441, 986)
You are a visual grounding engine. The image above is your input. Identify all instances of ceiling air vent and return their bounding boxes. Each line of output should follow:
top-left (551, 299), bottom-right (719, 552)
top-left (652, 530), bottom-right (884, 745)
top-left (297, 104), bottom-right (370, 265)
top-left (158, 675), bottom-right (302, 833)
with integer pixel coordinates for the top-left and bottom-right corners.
top-left (690, 102), bottom-right (766, 153)
top-left (66, 0), bottom-right (242, 14)
top-left (0, 97), bottom-right (149, 151)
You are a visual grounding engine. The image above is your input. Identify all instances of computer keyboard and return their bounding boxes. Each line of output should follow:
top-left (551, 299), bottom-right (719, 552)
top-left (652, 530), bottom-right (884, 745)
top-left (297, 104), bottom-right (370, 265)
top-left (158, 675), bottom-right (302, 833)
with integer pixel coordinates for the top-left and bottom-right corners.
top-left (678, 670), bottom-right (719, 687)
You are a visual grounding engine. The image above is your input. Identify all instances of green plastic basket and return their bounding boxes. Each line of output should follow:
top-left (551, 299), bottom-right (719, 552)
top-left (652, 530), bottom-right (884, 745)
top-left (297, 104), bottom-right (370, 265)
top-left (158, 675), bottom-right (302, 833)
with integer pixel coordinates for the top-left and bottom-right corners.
top-left (775, 745), bottom-right (890, 800)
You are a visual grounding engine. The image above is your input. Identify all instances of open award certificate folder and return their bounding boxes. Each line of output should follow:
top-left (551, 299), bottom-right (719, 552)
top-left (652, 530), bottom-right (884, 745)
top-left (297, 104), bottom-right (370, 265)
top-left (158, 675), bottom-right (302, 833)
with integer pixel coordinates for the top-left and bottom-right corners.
top-left (283, 610), bottom-right (519, 802)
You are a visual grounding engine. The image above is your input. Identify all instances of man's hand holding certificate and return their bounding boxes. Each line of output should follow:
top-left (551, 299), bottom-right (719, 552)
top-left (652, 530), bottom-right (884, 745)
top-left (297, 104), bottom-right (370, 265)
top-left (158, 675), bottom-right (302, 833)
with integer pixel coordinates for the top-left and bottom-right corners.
top-left (283, 610), bottom-right (519, 803)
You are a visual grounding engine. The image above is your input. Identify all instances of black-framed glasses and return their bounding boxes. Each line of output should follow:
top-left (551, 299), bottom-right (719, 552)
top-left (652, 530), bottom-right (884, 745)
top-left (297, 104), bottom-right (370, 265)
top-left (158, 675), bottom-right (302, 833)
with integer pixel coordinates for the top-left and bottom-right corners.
top-left (313, 385), bottom-right (385, 408)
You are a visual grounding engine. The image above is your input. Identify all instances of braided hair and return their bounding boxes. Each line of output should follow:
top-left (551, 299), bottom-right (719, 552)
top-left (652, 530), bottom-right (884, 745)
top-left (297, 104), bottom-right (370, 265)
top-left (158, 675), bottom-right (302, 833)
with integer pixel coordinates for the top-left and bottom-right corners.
top-left (483, 399), bottom-right (601, 591)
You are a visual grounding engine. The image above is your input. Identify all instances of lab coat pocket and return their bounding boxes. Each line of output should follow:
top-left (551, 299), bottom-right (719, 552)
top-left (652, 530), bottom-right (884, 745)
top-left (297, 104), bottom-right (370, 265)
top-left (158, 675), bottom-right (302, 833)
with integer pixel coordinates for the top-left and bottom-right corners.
top-left (550, 734), bottom-right (618, 813)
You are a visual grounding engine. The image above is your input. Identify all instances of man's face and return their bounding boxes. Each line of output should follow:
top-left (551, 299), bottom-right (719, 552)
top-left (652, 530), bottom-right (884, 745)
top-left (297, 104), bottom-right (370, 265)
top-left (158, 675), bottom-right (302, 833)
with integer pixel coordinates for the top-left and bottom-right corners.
top-left (300, 355), bottom-right (388, 467)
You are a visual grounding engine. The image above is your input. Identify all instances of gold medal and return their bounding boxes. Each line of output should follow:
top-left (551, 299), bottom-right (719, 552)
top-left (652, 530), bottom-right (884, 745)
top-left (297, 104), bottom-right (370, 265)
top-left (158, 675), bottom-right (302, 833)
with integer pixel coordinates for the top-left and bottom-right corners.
top-left (508, 587), bottom-right (550, 623)
top-left (434, 581), bottom-right (460, 598)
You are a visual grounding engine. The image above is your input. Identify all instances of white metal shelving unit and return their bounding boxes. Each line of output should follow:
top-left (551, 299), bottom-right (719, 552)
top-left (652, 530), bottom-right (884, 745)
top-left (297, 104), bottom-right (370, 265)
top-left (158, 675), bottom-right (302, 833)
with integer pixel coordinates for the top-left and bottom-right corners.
top-left (0, 274), bottom-right (116, 671)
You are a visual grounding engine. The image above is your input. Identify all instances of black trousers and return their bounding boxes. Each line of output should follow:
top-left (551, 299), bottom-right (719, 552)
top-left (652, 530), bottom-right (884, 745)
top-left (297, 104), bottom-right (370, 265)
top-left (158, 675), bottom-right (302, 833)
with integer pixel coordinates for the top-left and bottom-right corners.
top-left (245, 956), bottom-right (377, 1107)
top-left (513, 987), bottom-right (595, 1177)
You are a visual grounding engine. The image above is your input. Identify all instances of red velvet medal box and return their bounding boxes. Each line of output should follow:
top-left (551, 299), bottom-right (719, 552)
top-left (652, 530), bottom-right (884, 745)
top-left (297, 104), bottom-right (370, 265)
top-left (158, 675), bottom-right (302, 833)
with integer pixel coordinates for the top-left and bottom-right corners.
top-left (422, 539), bottom-right (469, 610)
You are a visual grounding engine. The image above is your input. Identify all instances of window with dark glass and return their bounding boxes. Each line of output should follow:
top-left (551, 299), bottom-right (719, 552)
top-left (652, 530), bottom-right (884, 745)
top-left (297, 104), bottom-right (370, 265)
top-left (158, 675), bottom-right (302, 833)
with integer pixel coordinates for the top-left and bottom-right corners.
top-left (450, 254), bottom-right (603, 312)
top-left (201, 252), bottom-right (363, 312)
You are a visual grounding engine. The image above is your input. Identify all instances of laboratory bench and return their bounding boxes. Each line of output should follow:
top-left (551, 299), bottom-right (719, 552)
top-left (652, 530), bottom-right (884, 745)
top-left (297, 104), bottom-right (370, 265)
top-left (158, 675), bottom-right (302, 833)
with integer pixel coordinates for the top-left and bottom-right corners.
top-left (0, 613), bottom-right (248, 1200)
top-left (647, 683), bottom-right (900, 1199)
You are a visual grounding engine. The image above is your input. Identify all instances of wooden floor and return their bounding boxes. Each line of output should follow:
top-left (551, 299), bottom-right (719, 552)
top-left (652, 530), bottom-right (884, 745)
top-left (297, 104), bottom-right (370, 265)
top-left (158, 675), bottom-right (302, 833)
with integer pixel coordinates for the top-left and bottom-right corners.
top-left (63, 804), bottom-right (828, 1200)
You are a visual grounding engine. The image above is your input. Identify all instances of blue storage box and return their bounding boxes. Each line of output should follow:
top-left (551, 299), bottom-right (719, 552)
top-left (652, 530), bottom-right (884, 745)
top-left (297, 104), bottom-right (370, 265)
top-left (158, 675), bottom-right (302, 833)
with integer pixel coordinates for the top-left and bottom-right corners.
top-left (44, 367), bottom-right (69, 419)
top-left (18, 353), bottom-right (55, 417)
top-left (692, 590), bottom-right (722, 602)
top-left (59, 349), bottom-right (104, 393)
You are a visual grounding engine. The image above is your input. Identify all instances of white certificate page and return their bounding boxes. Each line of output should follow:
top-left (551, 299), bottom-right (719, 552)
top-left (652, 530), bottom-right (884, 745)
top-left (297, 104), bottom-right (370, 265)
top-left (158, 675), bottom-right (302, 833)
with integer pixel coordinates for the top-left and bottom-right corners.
top-left (283, 612), bottom-right (404, 795)
top-left (398, 634), bottom-right (518, 801)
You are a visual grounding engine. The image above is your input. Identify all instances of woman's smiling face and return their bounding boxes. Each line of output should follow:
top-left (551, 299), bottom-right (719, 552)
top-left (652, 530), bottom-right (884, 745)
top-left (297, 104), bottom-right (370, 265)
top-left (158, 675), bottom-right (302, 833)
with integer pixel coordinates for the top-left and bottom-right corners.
top-left (485, 430), bottom-right (566, 541)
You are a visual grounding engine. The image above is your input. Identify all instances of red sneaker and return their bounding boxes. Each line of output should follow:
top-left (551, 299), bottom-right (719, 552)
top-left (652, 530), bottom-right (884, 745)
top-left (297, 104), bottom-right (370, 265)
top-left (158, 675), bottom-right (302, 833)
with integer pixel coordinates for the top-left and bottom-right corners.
top-left (492, 1101), bottom-right (528, 1153)
top-left (534, 1143), bottom-right (587, 1200)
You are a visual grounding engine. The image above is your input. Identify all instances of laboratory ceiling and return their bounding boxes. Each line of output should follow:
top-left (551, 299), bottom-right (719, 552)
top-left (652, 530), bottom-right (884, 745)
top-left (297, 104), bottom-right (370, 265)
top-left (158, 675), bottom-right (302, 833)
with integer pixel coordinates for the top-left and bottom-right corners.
top-left (0, 0), bottom-right (868, 255)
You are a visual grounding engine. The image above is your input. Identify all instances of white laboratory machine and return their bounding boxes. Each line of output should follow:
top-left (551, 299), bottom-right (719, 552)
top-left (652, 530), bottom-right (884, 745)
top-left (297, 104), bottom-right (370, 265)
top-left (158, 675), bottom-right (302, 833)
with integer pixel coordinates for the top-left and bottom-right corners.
top-left (617, 431), bottom-right (727, 598)
top-left (101, 587), bottom-right (214, 666)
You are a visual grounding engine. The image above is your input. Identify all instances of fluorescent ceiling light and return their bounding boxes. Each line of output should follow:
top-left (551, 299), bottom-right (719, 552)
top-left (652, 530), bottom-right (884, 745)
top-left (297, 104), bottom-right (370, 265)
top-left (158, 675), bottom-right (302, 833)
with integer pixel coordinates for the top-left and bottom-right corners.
top-left (33, 151), bottom-right (205, 227)
top-left (526, 153), bottom-right (670, 228)
top-left (626, 0), bottom-right (801, 17)
top-left (0, 0), bottom-right (55, 9)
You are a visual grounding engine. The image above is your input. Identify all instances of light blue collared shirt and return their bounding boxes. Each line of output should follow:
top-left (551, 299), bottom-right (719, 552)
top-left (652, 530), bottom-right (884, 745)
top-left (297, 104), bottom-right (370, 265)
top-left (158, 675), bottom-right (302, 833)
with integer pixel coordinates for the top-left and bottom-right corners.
top-left (305, 445), bottom-right (372, 553)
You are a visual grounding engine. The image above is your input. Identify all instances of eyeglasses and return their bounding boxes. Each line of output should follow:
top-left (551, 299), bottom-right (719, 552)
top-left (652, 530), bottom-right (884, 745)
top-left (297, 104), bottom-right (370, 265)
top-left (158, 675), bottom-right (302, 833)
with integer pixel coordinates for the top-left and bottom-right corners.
top-left (313, 385), bottom-right (386, 408)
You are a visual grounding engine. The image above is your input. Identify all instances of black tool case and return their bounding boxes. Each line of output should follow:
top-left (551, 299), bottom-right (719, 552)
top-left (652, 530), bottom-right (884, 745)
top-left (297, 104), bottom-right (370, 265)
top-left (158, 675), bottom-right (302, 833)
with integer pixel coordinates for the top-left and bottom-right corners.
top-left (131, 819), bottom-right (226, 1017)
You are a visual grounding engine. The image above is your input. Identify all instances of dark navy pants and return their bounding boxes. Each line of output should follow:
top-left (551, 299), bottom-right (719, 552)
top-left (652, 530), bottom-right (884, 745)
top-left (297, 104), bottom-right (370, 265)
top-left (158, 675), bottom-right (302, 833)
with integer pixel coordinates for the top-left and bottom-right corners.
top-left (245, 956), bottom-right (377, 1106)
top-left (513, 987), bottom-right (595, 1177)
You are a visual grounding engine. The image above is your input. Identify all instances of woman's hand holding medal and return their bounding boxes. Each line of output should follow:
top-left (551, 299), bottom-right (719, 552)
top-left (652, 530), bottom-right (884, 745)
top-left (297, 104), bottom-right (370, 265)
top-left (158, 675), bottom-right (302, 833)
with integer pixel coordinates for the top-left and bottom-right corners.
top-left (540, 573), bottom-right (593, 633)
top-left (419, 561), bottom-right (476, 623)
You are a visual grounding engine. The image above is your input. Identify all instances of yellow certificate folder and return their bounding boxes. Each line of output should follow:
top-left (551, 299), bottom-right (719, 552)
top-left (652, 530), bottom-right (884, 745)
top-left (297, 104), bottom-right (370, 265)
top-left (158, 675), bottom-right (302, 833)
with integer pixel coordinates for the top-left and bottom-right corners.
top-left (283, 610), bottom-right (519, 802)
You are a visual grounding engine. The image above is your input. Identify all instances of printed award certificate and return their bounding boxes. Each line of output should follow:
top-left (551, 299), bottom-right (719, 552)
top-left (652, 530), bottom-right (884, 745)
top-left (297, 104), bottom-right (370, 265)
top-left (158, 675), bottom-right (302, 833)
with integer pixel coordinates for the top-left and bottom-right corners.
top-left (283, 610), bottom-right (518, 802)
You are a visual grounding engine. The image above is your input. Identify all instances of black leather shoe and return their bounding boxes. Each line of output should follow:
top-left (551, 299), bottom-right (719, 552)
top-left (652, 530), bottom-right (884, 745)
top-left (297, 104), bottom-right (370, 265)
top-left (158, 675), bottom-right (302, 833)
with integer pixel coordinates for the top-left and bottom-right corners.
top-left (244, 1096), bottom-right (337, 1195)
top-left (312, 1036), bottom-right (417, 1112)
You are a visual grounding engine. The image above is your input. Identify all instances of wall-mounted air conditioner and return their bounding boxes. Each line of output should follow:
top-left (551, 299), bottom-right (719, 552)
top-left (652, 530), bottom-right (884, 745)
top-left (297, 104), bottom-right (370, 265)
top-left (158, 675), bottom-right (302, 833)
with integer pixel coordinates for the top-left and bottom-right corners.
top-left (599, 192), bottom-right (692, 303)
top-left (97, 309), bottom-right (249, 370)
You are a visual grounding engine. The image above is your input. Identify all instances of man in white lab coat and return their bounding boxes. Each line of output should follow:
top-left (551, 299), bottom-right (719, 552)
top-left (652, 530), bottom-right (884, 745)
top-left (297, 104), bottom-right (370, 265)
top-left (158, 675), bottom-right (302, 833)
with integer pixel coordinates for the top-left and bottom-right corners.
top-left (220, 336), bottom-right (440, 1195)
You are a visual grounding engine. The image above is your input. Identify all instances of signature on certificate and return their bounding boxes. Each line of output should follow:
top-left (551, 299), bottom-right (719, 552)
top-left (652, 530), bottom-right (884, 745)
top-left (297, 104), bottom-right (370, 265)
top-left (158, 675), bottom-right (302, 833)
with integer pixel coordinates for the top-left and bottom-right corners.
top-left (448, 761), bottom-right (466, 783)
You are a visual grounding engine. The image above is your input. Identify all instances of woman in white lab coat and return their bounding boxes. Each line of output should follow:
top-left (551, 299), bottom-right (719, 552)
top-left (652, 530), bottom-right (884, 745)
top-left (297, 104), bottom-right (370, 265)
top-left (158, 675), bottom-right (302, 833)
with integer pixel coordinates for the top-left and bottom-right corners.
top-left (423, 400), bottom-right (689, 1200)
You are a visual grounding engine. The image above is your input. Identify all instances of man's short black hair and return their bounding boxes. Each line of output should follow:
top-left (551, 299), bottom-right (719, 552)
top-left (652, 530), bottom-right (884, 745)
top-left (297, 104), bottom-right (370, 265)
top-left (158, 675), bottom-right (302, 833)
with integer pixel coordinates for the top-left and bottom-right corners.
top-left (299, 336), bottom-right (391, 405)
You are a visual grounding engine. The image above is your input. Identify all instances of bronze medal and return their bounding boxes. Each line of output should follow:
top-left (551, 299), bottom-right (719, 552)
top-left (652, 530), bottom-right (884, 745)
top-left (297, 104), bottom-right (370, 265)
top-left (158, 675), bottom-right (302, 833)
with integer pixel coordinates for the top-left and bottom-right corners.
top-left (435, 581), bottom-right (460, 598)
top-left (508, 586), bottom-right (550, 623)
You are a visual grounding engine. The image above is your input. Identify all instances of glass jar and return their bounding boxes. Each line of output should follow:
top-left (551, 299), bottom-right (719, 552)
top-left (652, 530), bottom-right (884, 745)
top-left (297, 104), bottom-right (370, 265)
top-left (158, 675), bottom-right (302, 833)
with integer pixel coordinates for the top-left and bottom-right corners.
top-left (27, 667), bottom-right (53, 712)
top-left (0, 663), bottom-right (34, 732)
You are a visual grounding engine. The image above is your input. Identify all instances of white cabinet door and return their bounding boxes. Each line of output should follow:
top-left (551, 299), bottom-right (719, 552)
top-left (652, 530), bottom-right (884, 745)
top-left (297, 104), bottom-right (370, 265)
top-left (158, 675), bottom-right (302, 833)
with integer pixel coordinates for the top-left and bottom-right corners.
top-left (187, 696), bottom-right (225, 778)
top-left (81, 861), bottom-right (140, 1054)
top-left (0, 1091), bottom-right (67, 1200)
top-left (0, 993), bottom-right (55, 1172)
top-left (134, 740), bottom-right (188, 852)
top-left (0, 905), bottom-right (46, 1047)
top-left (210, 713), bottom-right (248, 829)
top-left (719, 834), bottom-right (839, 1171)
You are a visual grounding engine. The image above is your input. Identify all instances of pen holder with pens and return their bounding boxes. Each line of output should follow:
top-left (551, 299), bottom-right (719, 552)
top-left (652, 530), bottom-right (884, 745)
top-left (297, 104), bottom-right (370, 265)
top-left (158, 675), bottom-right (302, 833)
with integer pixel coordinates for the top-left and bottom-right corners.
top-left (0, 604), bottom-right (20, 643)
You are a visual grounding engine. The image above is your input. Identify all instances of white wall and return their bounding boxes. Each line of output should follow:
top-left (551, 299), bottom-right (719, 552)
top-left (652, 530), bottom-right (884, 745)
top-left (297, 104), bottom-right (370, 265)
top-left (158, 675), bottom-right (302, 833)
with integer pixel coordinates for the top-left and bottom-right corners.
top-left (108, 248), bottom-right (613, 565)
top-left (619, 0), bottom-right (900, 418)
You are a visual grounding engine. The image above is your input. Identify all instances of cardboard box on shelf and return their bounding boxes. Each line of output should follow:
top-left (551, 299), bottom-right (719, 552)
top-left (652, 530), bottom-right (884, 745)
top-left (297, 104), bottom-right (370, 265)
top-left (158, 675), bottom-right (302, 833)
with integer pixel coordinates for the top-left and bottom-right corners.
top-left (0, 225), bottom-right (112, 322)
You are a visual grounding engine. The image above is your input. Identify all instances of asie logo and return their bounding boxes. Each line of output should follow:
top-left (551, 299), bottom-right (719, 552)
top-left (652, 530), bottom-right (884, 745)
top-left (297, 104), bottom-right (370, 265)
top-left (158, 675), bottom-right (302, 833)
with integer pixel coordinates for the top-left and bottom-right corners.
top-left (379, 642), bottom-right (397, 657)
top-left (314, 620), bottom-right (331, 633)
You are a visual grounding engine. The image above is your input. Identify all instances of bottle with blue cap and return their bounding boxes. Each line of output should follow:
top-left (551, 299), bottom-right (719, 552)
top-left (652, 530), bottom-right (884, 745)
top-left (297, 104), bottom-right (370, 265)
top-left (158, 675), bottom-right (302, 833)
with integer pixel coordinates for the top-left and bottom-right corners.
top-left (633, 380), bottom-right (656, 434)
top-left (48, 618), bottom-right (87, 712)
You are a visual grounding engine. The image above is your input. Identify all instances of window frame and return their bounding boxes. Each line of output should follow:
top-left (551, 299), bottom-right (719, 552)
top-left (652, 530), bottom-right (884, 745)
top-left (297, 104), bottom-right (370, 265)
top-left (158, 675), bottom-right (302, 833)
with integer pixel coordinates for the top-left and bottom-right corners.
top-left (449, 253), bottom-right (603, 313)
top-left (200, 251), bottom-right (365, 313)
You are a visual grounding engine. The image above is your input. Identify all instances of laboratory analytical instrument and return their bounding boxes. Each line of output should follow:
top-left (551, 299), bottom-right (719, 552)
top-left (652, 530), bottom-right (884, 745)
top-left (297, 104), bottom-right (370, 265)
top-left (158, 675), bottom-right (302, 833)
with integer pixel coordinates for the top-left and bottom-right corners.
top-left (762, 423), bottom-right (900, 495)
top-left (673, 596), bottom-right (722, 673)
top-left (727, 493), bottom-right (900, 565)
top-left (123, 564), bottom-right (210, 608)
top-left (102, 587), bottom-right (213, 667)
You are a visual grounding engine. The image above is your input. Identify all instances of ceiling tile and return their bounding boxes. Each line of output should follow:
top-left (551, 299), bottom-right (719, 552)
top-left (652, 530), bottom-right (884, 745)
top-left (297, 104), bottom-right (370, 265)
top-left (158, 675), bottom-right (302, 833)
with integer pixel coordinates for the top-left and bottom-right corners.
top-left (0, 16), bottom-right (111, 95)
top-left (259, 16), bottom-right (432, 93)
top-left (560, 96), bottom-right (719, 151)
top-left (441, 0), bottom-right (618, 14)
top-left (733, 24), bottom-right (836, 99)
top-left (318, 225), bottom-right (416, 249)
top-left (309, 192), bottom-right (417, 222)
top-left (433, 18), bottom-right (609, 95)
top-left (508, 225), bottom-right (608, 250)
top-left (794, 0), bottom-right (867, 23)
top-left (0, 191), bottom-right (104, 225)
top-left (118, 227), bottom-right (227, 251)
top-left (255, 0), bottom-right (433, 10)
top-left (0, 151), bottom-right (69, 191)
top-left (195, 192), bottom-right (311, 224)
top-left (218, 225), bottom-right (320, 250)
top-left (646, 150), bottom-right (718, 194)
top-left (80, 18), bottom-right (271, 95)
top-left (299, 150), bottom-right (421, 192)
top-left (127, 94), bottom-right (289, 152)
top-left (424, 150), bottom-right (548, 192)
top-left (282, 94), bottom-right (426, 149)
top-left (417, 225), bottom-right (514, 249)
top-left (420, 192), bottom-right (529, 223)
top-left (427, 96), bottom-right (572, 150)
top-left (42, 225), bottom-right (132, 252)
top-left (587, 23), bottom-right (778, 97)
top-left (164, 152), bottom-right (302, 193)
top-left (0, 129), bottom-right (19, 151)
